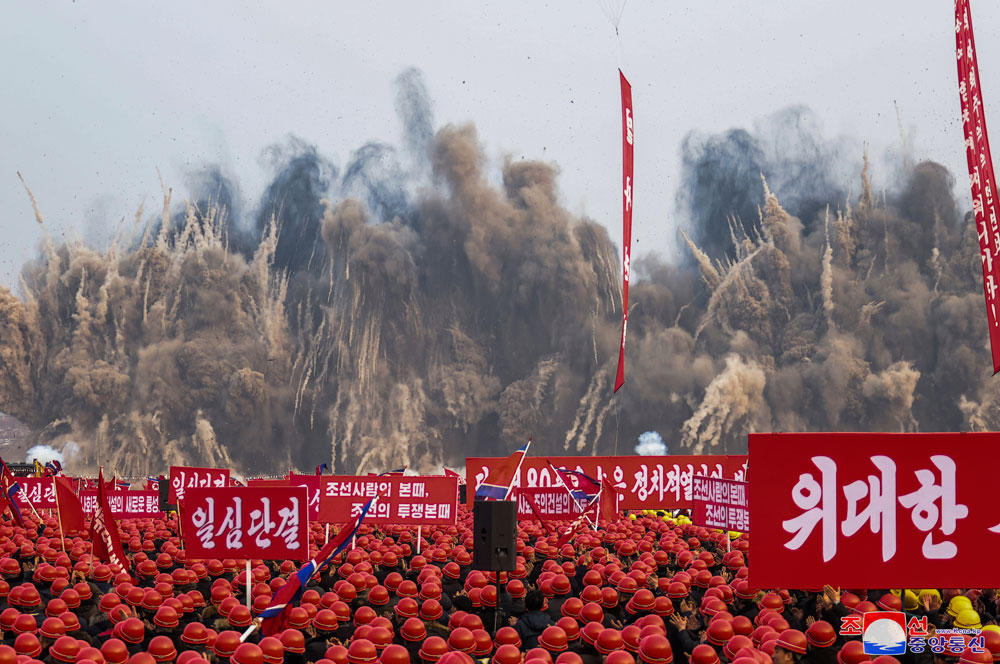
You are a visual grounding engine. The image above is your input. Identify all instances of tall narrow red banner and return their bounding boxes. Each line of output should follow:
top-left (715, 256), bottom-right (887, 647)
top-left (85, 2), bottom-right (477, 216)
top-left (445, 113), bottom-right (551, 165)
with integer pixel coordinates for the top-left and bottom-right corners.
top-left (615, 69), bottom-right (634, 392)
top-left (957, 0), bottom-right (1000, 374)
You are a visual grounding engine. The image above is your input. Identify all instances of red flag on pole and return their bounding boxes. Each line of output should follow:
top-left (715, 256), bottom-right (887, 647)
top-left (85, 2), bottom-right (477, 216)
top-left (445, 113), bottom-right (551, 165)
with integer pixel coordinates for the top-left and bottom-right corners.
top-left (54, 476), bottom-right (85, 533)
top-left (615, 69), bottom-right (634, 392)
top-left (0, 461), bottom-right (25, 527)
top-left (91, 469), bottom-right (130, 572)
top-left (957, 0), bottom-right (1000, 373)
top-left (599, 475), bottom-right (621, 523)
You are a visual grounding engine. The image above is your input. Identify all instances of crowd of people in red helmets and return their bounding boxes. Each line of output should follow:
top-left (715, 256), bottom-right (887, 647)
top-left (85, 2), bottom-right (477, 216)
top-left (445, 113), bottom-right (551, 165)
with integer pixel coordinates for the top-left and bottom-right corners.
top-left (0, 506), bottom-right (996, 664)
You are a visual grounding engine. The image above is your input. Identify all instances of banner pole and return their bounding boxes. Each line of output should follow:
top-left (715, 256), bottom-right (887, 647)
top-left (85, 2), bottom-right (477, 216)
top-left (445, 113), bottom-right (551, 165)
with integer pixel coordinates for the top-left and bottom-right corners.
top-left (51, 477), bottom-right (67, 553)
top-left (246, 558), bottom-right (252, 608)
top-left (324, 523), bottom-right (330, 545)
top-left (417, 526), bottom-right (422, 555)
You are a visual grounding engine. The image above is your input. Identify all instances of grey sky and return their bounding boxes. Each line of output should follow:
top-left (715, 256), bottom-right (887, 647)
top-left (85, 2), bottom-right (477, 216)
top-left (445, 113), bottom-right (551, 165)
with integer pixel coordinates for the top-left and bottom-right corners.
top-left (1, 1), bottom-right (996, 289)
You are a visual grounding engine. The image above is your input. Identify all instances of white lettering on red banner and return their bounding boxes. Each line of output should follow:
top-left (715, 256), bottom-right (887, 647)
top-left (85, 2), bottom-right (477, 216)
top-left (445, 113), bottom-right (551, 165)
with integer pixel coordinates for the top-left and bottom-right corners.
top-left (13, 478), bottom-right (56, 510)
top-left (516, 487), bottom-right (596, 522)
top-left (319, 476), bottom-right (458, 525)
top-left (79, 490), bottom-right (163, 519)
top-left (169, 466), bottom-right (230, 504)
top-left (466, 455), bottom-right (747, 511)
top-left (750, 432), bottom-right (1000, 589)
top-left (180, 486), bottom-right (309, 561)
top-left (615, 69), bottom-right (634, 392)
top-left (957, 0), bottom-right (1000, 372)
top-left (692, 476), bottom-right (749, 532)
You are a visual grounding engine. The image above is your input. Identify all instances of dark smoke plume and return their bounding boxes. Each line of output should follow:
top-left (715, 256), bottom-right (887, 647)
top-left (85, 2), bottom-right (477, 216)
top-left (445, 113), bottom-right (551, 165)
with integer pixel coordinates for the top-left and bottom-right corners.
top-left (1, 74), bottom-right (995, 476)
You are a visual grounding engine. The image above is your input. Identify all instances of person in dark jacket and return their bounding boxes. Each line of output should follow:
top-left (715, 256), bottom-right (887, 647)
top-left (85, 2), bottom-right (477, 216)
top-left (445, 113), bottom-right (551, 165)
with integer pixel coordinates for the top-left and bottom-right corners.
top-left (514, 590), bottom-right (554, 650)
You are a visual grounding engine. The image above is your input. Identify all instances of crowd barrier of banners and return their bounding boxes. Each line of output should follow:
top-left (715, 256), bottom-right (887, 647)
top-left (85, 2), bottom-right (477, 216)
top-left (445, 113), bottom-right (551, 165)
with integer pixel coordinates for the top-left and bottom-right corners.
top-left (749, 432), bottom-right (1000, 589)
top-left (319, 476), bottom-right (458, 526)
top-left (179, 486), bottom-right (309, 561)
top-left (466, 455), bottom-right (748, 510)
top-left (515, 487), bottom-right (596, 522)
top-left (80, 490), bottom-right (164, 519)
top-left (169, 466), bottom-right (230, 503)
top-left (691, 476), bottom-right (749, 532)
top-left (288, 474), bottom-right (321, 521)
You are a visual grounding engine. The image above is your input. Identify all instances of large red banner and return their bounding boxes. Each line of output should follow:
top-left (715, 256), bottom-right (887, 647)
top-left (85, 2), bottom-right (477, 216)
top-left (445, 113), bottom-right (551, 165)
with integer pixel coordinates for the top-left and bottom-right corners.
top-left (615, 69), bottom-right (634, 393)
top-left (169, 466), bottom-right (230, 503)
top-left (319, 476), bottom-right (458, 526)
top-left (466, 455), bottom-right (747, 510)
top-left (749, 432), bottom-right (1000, 589)
top-left (288, 474), bottom-right (321, 521)
top-left (14, 477), bottom-right (56, 510)
top-left (515, 487), bottom-right (596, 522)
top-left (957, 0), bottom-right (1000, 373)
top-left (691, 476), bottom-right (749, 532)
top-left (80, 490), bottom-right (164, 519)
top-left (180, 486), bottom-right (309, 561)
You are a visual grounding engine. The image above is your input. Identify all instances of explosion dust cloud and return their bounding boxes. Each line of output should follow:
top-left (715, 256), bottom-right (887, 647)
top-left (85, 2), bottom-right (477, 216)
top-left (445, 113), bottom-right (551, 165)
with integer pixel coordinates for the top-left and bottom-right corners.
top-left (0, 72), bottom-right (994, 476)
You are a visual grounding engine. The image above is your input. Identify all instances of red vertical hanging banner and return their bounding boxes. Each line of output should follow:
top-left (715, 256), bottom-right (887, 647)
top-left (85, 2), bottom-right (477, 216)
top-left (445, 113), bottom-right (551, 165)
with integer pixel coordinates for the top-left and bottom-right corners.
top-left (957, 0), bottom-right (1000, 374)
top-left (615, 69), bottom-right (634, 392)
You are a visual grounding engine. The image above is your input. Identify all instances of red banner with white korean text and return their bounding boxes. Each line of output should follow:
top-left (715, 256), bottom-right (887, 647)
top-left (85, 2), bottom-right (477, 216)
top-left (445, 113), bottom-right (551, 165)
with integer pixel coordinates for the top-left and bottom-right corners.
top-left (957, 0), bottom-right (1000, 373)
top-left (749, 432), bottom-right (1000, 589)
top-left (287, 474), bottom-right (321, 521)
top-left (615, 69), bottom-right (634, 392)
top-left (515, 487), bottom-right (596, 522)
top-left (691, 476), bottom-right (749, 532)
top-left (169, 466), bottom-right (230, 504)
top-left (319, 476), bottom-right (458, 526)
top-left (14, 477), bottom-right (56, 510)
top-left (180, 486), bottom-right (309, 561)
top-left (80, 491), bottom-right (164, 519)
top-left (466, 455), bottom-right (747, 511)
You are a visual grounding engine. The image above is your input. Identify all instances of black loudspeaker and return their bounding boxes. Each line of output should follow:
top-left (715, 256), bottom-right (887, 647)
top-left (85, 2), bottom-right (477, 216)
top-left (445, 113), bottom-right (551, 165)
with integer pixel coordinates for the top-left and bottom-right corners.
top-left (158, 477), bottom-right (176, 512)
top-left (459, 484), bottom-right (467, 504)
top-left (472, 500), bottom-right (516, 571)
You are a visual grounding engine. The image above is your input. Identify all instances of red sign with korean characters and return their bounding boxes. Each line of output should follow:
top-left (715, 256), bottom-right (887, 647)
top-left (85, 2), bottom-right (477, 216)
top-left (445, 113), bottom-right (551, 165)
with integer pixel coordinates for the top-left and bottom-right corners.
top-left (692, 476), bottom-right (749, 532)
top-left (180, 486), bottom-right (309, 561)
top-left (319, 476), bottom-right (458, 525)
top-left (14, 477), bottom-right (56, 510)
top-left (750, 432), bottom-right (1000, 589)
top-left (169, 466), bottom-right (230, 504)
top-left (288, 474), bottom-right (321, 521)
top-left (515, 487), bottom-right (596, 522)
top-left (80, 490), bottom-right (164, 519)
top-left (466, 455), bottom-right (748, 510)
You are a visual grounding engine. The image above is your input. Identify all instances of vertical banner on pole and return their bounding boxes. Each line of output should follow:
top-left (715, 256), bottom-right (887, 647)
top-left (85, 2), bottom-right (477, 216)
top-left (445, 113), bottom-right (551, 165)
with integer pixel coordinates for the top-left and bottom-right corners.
top-left (615, 69), bottom-right (634, 392)
top-left (956, 0), bottom-right (1000, 373)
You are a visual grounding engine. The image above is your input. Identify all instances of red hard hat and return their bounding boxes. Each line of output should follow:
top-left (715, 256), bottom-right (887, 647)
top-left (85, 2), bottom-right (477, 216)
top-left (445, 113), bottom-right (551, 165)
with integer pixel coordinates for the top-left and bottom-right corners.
top-left (101, 639), bottom-right (129, 664)
top-left (214, 631), bottom-right (243, 658)
top-left (11, 613), bottom-right (35, 635)
top-left (13, 633), bottom-right (41, 658)
top-left (707, 620), bottom-right (734, 646)
top-left (758, 593), bottom-right (784, 613)
top-left (960, 649), bottom-right (995, 664)
top-left (495, 626), bottom-right (523, 649)
top-left (393, 598), bottom-right (419, 620)
top-left (401, 617), bottom-right (426, 643)
top-left (325, 646), bottom-right (349, 664)
top-left (557, 617), bottom-right (580, 642)
top-left (418, 637), bottom-right (449, 663)
top-left (596, 630), bottom-right (625, 655)
top-left (148, 636), bottom-right (177, 663)
top-left (39, 617), bottom-right (66, 640)
top-left (420, 599), bottom-right (444, 622)
top-left (690, 644), bottom-right (720, 664)
top-left (877, 593), bottom-right (903, 612)
top-left (368, 627), bottom-right (393, 652)
top-left (606, 653), bottom-right (635, 664)
top-left (380, 645), bottom-right (410, 664)
top-left (231, 644), bottom-right (263, 664)
top-left (638, 635), bottom-right (674, 664)
top-left (580, 601), bottom-right (604, 626)
top-left (180, 622), bottom-right (209, 646)
top-left (448, 628), bottom-right (476, 654)
top-left (280, 630), bottom-right (306, 655)
top-left (259, 638), bottom-right (285, 664)
top-left (471, 629), bottom-right (493, 658)
top-left (837, 640), bottom-right (867, 664)
top-left (723, 636), bottom-right (753, 661)
top-left (153, 606), bottom-right (180, 629)
top-left (51, 636), bottom-right (81, 663)
top-left (347, 640), bottom-right (378, 664)
top-left (806, 620), bottom-right (836, 648)
top-left (540, 626), bottom-right (569, 653)
top-left (228, 605), bottom-right (253, 628)
top-left (129, 655), bottom-right (157, 664)
top-left (775, 629), bottom-right (808, 656)
top-left (492, 645), bottom-right (523, 664)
